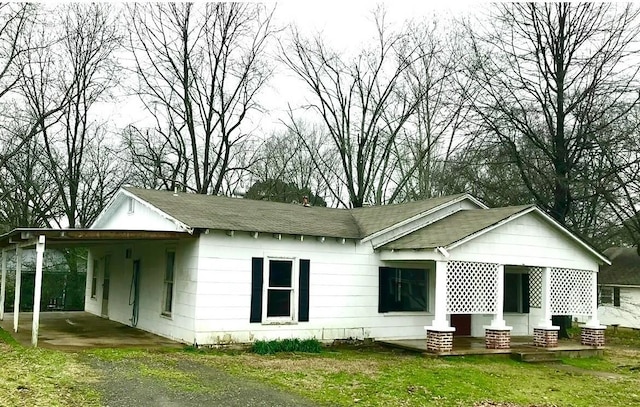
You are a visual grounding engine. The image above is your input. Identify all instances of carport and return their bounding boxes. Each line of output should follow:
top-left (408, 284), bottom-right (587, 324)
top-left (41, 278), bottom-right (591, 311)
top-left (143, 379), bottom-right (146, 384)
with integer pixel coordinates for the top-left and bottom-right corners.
top-left (0, 311), bottom-right (182, 350)
top-left (0, 228), bottom-right (194, 347)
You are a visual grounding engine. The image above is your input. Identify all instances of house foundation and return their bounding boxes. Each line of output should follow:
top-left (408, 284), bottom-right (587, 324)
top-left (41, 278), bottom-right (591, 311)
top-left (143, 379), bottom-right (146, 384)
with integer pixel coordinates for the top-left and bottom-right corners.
top-left (580, 326), bottom-right (605, 347)
top-left (533, 327), bottom-right (559, 348)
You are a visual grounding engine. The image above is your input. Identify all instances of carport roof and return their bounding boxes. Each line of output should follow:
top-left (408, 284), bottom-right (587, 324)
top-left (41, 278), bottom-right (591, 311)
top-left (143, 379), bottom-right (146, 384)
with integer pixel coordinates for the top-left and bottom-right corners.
top-left (0, 228), bottom-right (193, 249)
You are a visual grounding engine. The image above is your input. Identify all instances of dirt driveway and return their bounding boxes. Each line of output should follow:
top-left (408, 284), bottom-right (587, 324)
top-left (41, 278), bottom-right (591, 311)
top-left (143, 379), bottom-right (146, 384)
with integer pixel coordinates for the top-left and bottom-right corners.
top-left (84, 351), bottom-right (321, 407)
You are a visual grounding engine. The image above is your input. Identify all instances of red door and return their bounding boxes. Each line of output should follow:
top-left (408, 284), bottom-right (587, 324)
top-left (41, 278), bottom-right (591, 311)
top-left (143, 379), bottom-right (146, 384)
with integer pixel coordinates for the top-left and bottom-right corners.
top-left (450, 314), bottom-right (472, 336)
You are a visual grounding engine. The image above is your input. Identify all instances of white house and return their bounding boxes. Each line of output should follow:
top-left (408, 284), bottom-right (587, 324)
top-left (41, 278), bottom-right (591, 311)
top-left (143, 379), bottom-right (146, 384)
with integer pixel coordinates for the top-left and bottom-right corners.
top-left (0, 187), bottom-right (611, 352)
top-left (598, 247), bottom-right (640, 329)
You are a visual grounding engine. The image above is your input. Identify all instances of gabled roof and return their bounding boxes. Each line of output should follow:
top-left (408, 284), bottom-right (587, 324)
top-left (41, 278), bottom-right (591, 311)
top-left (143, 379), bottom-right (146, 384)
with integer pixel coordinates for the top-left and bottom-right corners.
top-left (117, 187), bottom-right (472, 240)
top-left (351, 193), bottom-right (472, 237)
top-left (599, 247), bottom-right (640, 286)
top-left (381, 205), bottom-right (533, 249)
top-left (123, 187), bottom-right (361, 239)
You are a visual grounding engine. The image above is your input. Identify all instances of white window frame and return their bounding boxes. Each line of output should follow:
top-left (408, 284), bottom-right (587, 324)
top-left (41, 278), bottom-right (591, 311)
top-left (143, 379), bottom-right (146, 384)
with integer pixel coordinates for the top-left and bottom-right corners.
top-left (128, 197), bottom-right (135, 214)
top-left (262, 257), bottom-right (298, 323)
top-left (162, 250), bottom-right (176, 317)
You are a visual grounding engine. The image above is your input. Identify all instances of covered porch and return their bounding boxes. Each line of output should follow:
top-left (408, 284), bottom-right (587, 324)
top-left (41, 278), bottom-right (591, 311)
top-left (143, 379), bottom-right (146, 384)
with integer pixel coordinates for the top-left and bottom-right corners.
top-left (378, 205), bottom-right (610, 353)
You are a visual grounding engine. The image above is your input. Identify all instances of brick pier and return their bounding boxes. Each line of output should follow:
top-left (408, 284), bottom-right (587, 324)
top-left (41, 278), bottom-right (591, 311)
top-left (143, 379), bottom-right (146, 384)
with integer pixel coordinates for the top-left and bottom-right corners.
top-left (426, 330), bottom-right (454, 353)
top-left (485, 329), bottom-right (511, 349)
top-left (533, 328), bottom-right (559, 348)
top-left (581, 327), bottom-right (605, 347)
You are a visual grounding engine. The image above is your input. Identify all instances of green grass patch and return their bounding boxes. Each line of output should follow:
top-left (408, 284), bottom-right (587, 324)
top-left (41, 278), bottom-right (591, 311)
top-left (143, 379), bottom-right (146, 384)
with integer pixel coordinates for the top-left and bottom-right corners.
top-left (251, 338), bottom-right (323, 354)
top-left (194, 344), bottom-right (640, 407)
top-left (0, 327), bottom-right (100, 407)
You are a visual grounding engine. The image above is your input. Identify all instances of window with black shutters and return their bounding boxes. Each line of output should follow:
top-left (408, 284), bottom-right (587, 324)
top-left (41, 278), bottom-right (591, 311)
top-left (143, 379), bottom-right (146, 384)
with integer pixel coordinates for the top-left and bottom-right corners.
top-left (379, 267), bottom-right (427, 312)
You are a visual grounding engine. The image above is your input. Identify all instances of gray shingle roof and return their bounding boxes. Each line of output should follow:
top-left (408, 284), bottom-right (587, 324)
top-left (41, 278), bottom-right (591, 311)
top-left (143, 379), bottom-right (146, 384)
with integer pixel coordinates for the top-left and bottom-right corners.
top-left (381, 205), bottom-right (533, 249)
top-left (599, 247), bottom-right (640, 286)
top-left (124, 187), bottom-right (361, 239)
top-left (350, 194), bottom-right (467, 237)
top-left (125, 188), bottom-right (539, 248)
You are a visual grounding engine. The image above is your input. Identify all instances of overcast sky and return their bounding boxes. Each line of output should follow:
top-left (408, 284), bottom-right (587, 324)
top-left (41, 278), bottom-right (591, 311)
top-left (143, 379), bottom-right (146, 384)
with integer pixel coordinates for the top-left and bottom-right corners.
top-left (257, 1), bottom-right (483, 133)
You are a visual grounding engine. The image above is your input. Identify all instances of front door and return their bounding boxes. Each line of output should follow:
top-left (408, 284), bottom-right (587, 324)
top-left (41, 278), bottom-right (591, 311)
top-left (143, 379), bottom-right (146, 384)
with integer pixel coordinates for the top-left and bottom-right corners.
top-left (451, 314), bottom-right (472, 336)
top-left (101, 256), bottom-right (110, 317)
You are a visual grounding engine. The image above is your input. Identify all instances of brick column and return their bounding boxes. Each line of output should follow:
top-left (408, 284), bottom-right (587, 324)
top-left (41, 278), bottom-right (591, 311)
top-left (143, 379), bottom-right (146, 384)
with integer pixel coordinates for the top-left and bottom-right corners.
top-left (581, 327), bottom-right (605, 347)
top-left (485, 328), bottom-right (511, 349)
top-left (426, 329), bottom-right (454, 353)
top-left (534, 327), bottom-right (559, 348)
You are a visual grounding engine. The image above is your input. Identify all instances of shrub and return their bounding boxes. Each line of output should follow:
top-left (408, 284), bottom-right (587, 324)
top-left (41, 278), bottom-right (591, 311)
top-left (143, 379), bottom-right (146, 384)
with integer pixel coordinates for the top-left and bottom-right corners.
top-left (252, 338), bottom-right (323, 355)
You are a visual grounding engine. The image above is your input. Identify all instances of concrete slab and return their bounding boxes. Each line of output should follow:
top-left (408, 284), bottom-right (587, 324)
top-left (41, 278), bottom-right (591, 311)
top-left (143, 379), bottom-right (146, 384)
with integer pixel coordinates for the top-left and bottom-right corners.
top-left (378, 336), bottom-right (602, 358)
top-left (0, 311), bottom-right (183, 351)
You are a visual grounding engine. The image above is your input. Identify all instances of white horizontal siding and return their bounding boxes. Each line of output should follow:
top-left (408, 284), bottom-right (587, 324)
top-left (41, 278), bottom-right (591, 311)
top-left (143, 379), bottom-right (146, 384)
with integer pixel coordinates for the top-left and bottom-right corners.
top-left (448, 212), bottom-right (598, 271)
top-left (84, 239), bottom-right (199, 344)
top-left (193, 231), bottom-right (435, 345)
top-left (598, 287), bottom-right (640, 329)
top-left (92, 194), bottom-right (180, 231)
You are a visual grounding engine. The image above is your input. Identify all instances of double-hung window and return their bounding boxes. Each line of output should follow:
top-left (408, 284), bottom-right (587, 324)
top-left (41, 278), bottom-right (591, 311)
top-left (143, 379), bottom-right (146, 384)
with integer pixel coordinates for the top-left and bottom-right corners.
top-left (91, 259), bottom-right (98, 298)
top-left (162, 251), bottom-right (175, 316)
top-left (250, 257), bottom-right (310, 324)
top-left (266, 259), bottom-right (294, 319)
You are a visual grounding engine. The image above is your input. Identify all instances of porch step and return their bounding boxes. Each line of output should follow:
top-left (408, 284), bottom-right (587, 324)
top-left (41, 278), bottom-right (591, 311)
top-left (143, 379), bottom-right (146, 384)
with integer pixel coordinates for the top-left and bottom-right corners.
top-left (511, 351), bottom-right (560, 363)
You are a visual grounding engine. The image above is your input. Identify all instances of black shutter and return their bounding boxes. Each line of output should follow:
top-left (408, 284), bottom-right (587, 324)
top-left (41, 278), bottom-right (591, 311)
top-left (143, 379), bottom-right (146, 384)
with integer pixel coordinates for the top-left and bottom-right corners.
top-left (250, 257), bottom-right (264, 323)
top-left (521, 273), bottom-right (530, 314)
top-left (614, 287), bottom-right (621, 307)
top-left (379, 267), bottom-right (392, 313)
top-left (298, 259), bottom-right (310, 322)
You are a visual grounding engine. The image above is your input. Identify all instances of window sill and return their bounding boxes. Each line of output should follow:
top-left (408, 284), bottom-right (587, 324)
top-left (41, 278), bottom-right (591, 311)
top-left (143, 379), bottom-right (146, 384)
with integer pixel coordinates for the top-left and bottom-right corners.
top-left (160, 312), bottom-right (173, 320)
top-left (262, 320), bottom-right (298, 326)
top-left (382, 311), bottom-right (432, 316)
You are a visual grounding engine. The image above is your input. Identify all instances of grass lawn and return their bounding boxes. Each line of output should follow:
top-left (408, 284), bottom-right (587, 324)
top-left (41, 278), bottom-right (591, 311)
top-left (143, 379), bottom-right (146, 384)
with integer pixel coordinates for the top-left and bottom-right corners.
top-left (1, 326), bottom-right (640, 407)
top-left (191, 342), bottom-right (640, 407)
top-left (0, 329), bottom-right (100, 407)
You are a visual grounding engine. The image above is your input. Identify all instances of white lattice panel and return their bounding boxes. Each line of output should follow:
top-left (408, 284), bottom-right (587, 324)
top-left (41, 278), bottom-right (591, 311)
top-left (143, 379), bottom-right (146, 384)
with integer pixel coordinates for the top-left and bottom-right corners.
top-left (550, 268), bottom-right (593, 315)
top-left (529, 267), bottom-right (542, 308)
top-left (446, 261), bottom-right (498, 314)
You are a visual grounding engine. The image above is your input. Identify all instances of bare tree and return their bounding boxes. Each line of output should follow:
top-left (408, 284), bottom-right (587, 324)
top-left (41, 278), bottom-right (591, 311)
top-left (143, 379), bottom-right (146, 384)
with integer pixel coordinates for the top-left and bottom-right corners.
top-left (281, 12), bottom-right (422, 208)
top-left (31, 3), bottom-right (123, 229)
top-left (463, 3), bottom-right (640, 229)
top-left (126, 3), bottom-right (275, 194)
top-left (247, 122), bottom-right (337, 205)
top-left (394, 19), bottom-right (474, 201)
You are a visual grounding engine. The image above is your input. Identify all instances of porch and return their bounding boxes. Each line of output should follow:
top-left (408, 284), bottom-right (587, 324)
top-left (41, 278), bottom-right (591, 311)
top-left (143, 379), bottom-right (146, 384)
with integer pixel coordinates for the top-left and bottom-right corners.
top-left (0, 311), bottom-right (182, 350)
top-left (379, 337), bottom-right (604, 359)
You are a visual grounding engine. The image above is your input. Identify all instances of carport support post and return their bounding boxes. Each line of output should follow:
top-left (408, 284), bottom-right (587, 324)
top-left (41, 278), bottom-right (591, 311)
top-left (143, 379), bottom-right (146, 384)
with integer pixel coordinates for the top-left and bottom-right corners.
top-left (31, 235), bottom-right (46, 347)
top-left (13, 246), bottom-right (22, 332)
top-left (0, 250), bottom-right (6, 320)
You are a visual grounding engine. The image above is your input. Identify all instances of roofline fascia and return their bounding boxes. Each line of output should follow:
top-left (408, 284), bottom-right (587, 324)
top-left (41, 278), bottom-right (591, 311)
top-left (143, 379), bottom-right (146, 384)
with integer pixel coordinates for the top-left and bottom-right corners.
top-left (445, 206), bottom-right (611, 265)
top-left (361, 194), bottom-right (488, 244)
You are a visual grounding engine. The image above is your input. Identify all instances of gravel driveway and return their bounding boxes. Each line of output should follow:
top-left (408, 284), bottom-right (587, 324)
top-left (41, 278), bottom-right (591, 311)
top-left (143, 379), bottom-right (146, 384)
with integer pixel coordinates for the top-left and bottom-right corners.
top-left (85, 353), bottom-right (321, 407)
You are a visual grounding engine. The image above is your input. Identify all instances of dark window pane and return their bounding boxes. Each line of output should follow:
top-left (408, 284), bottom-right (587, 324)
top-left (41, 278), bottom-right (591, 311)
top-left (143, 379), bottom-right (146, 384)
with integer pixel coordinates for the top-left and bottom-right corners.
top-left (613, 287), bottom-right (620, 307)
top-left (165, 252), bottom-right (175, 281)
top-left (379, 268), bottom-right (427, 312)
top-left (269, 260), bottom-right (292, 287)
top-left (267, 290), bottom-right (291, 317)
top-left (503, 273), bottom-right (520, 313)
top-left (164, 283), bottom-right (173, 313)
